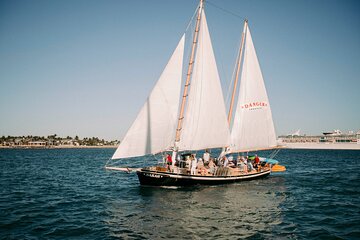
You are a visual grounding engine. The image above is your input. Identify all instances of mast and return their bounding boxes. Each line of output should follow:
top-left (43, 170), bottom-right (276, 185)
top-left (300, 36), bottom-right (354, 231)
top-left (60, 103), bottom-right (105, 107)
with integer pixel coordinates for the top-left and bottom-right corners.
top-left (218, 20), bottom-right (247, 158)
top-left (175, 0), bottom-right (204, 143)
top-left (227, 19), bottom-right (248, 125)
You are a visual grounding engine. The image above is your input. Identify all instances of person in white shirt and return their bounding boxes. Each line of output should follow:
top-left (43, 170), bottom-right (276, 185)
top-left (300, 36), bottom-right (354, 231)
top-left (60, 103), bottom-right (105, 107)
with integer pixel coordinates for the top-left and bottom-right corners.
top-left (243, 157), bottom-right (248, 172)
top-left (223, 156), bottom-right (229, 167)
top-left (190, 154), bottom-right (197, 175)
top-left (203, 149), bottom-right (210, 166)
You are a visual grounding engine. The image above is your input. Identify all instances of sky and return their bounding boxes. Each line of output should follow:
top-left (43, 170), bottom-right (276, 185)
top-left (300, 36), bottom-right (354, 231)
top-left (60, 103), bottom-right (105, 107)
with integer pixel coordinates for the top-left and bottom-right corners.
top-left (0, 0), bottom-right (359, 140)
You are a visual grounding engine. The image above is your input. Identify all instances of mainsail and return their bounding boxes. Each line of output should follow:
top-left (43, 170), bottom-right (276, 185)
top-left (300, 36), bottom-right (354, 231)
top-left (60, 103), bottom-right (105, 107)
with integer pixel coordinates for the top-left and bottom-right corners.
top-left (230, 25), bottom-right (277, 152)
top-left (177, 11), bottom-right (230, 151)
top-left (112, 35), bottom-right (185, 159)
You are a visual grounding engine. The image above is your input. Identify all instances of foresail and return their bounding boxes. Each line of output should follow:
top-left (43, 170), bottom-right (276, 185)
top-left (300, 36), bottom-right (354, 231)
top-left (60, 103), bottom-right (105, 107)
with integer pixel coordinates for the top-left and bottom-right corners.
top-left (230, 26), bottom-right (277, 152)
top-left (112, 35), bottom-right (185, 159)
top-left (178, 11), bottom-right (230, 151)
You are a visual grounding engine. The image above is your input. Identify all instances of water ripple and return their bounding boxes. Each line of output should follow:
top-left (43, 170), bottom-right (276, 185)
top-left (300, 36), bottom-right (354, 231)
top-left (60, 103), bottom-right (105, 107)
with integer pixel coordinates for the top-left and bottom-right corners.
top-left (0, 148), bottom-right (360, 239)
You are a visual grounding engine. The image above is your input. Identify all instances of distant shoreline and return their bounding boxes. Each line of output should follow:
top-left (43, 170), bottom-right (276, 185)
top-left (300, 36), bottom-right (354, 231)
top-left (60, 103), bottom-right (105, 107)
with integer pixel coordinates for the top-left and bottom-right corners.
top-left (2, 144), bottom-right (360, 151)
top-left (0, 145), bottom-right (118, 149)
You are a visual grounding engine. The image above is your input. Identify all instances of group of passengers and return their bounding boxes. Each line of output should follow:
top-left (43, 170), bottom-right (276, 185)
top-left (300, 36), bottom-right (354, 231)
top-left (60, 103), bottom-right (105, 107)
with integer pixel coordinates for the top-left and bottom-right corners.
top-left (164, 150), bottom-right (261, 175)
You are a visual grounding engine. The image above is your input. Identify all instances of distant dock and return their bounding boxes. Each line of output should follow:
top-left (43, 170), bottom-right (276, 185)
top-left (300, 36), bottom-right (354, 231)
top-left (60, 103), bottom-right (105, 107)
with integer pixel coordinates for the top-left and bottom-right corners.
top-left (282, 142), bottom-right (360, 150)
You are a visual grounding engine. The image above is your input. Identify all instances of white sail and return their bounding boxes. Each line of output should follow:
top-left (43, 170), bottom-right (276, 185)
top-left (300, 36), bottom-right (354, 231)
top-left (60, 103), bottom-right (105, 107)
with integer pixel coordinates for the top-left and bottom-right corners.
top-left (230, 25), bottom-right (277, 152)
top-left (112, 35), bottom-right (185, 159)
top-left (177, 11), bottom-right (231, 151)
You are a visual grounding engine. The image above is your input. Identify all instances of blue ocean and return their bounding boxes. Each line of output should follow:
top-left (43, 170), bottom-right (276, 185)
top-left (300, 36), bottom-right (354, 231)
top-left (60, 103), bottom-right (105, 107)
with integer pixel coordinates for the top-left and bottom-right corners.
top-left (0, 148), bottom-right (359, 239)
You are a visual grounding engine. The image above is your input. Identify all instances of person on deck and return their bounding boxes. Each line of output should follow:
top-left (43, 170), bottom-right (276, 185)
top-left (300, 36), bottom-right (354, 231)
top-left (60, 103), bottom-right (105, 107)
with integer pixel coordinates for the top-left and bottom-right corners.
top-left (176, 154), bottom-right (181, 167)
top-left (243, 156), bottom-right (248, 172)
top-left (166, 154), bottom-right (172, 171)
top-left (186, 155), bottom-right (191, 171)
top-left (208, 158), bottom-right (216, 175)
top-left (247, 160), bottom-right (254, 172)
top-left (254, 154), bottom-right (260, 169)
top-left (223, 156), bottom-right (229, 167)
top-left (190, 154), bottom-right (197, 175)
top-left (228, 155), bottom-right (235, 167)
top-left (238, 156), bottom-right (245, 172)
top-left (233, 156), bottom-right (238, 167)
top-left (197, 158), bottom-right (207, 175)
top-left (203, 149), bottom-right (210, 166)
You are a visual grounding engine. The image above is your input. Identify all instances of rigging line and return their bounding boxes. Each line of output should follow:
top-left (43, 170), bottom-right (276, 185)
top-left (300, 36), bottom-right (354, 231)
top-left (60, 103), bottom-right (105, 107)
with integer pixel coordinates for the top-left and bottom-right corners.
top-left (185, 2), bottom-right (200, 32)
top-left (225, 36), bottom-right (242, 109)
top-left (206, 1), bottom-right (245, 20)
top-left (215, 34), bottom-right (230, 105)
top-left (269, 149), bottom-right (280, 159)
top-left (270, 149), bottom-right (280, 158)
top-left (106, 158), bottom-right (122, 167)
top-left (105, 157), bottom-right (112, 167)
top-left (153, 153), bottom-right (163, 164)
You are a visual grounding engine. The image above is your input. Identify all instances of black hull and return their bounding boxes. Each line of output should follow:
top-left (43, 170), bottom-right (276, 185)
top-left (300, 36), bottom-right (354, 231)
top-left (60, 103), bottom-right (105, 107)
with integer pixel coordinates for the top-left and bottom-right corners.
top-left (136, 169), bottom-right (271, 187)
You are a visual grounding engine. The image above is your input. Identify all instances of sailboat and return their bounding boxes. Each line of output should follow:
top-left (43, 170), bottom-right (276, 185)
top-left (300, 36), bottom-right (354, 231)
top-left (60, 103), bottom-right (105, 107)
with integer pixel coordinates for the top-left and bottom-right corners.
top-left (105, 0), bottom-right (285, 186)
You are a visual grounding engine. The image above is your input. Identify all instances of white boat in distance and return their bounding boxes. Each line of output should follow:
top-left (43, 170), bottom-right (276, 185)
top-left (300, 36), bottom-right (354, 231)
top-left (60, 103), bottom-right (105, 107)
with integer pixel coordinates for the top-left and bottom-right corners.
top-left (106, 0), bottom-right (285, 186)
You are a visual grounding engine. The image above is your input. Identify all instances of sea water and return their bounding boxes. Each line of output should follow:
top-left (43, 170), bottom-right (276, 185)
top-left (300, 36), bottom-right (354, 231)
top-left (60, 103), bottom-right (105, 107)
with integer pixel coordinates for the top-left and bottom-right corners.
top-left (0, 148), bottom-right (359, 239)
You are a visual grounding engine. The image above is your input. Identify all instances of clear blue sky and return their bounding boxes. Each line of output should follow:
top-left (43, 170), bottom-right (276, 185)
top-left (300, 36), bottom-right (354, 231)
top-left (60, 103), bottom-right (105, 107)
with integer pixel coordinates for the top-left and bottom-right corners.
top-left (0, 0), bottom-right (359, 140)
